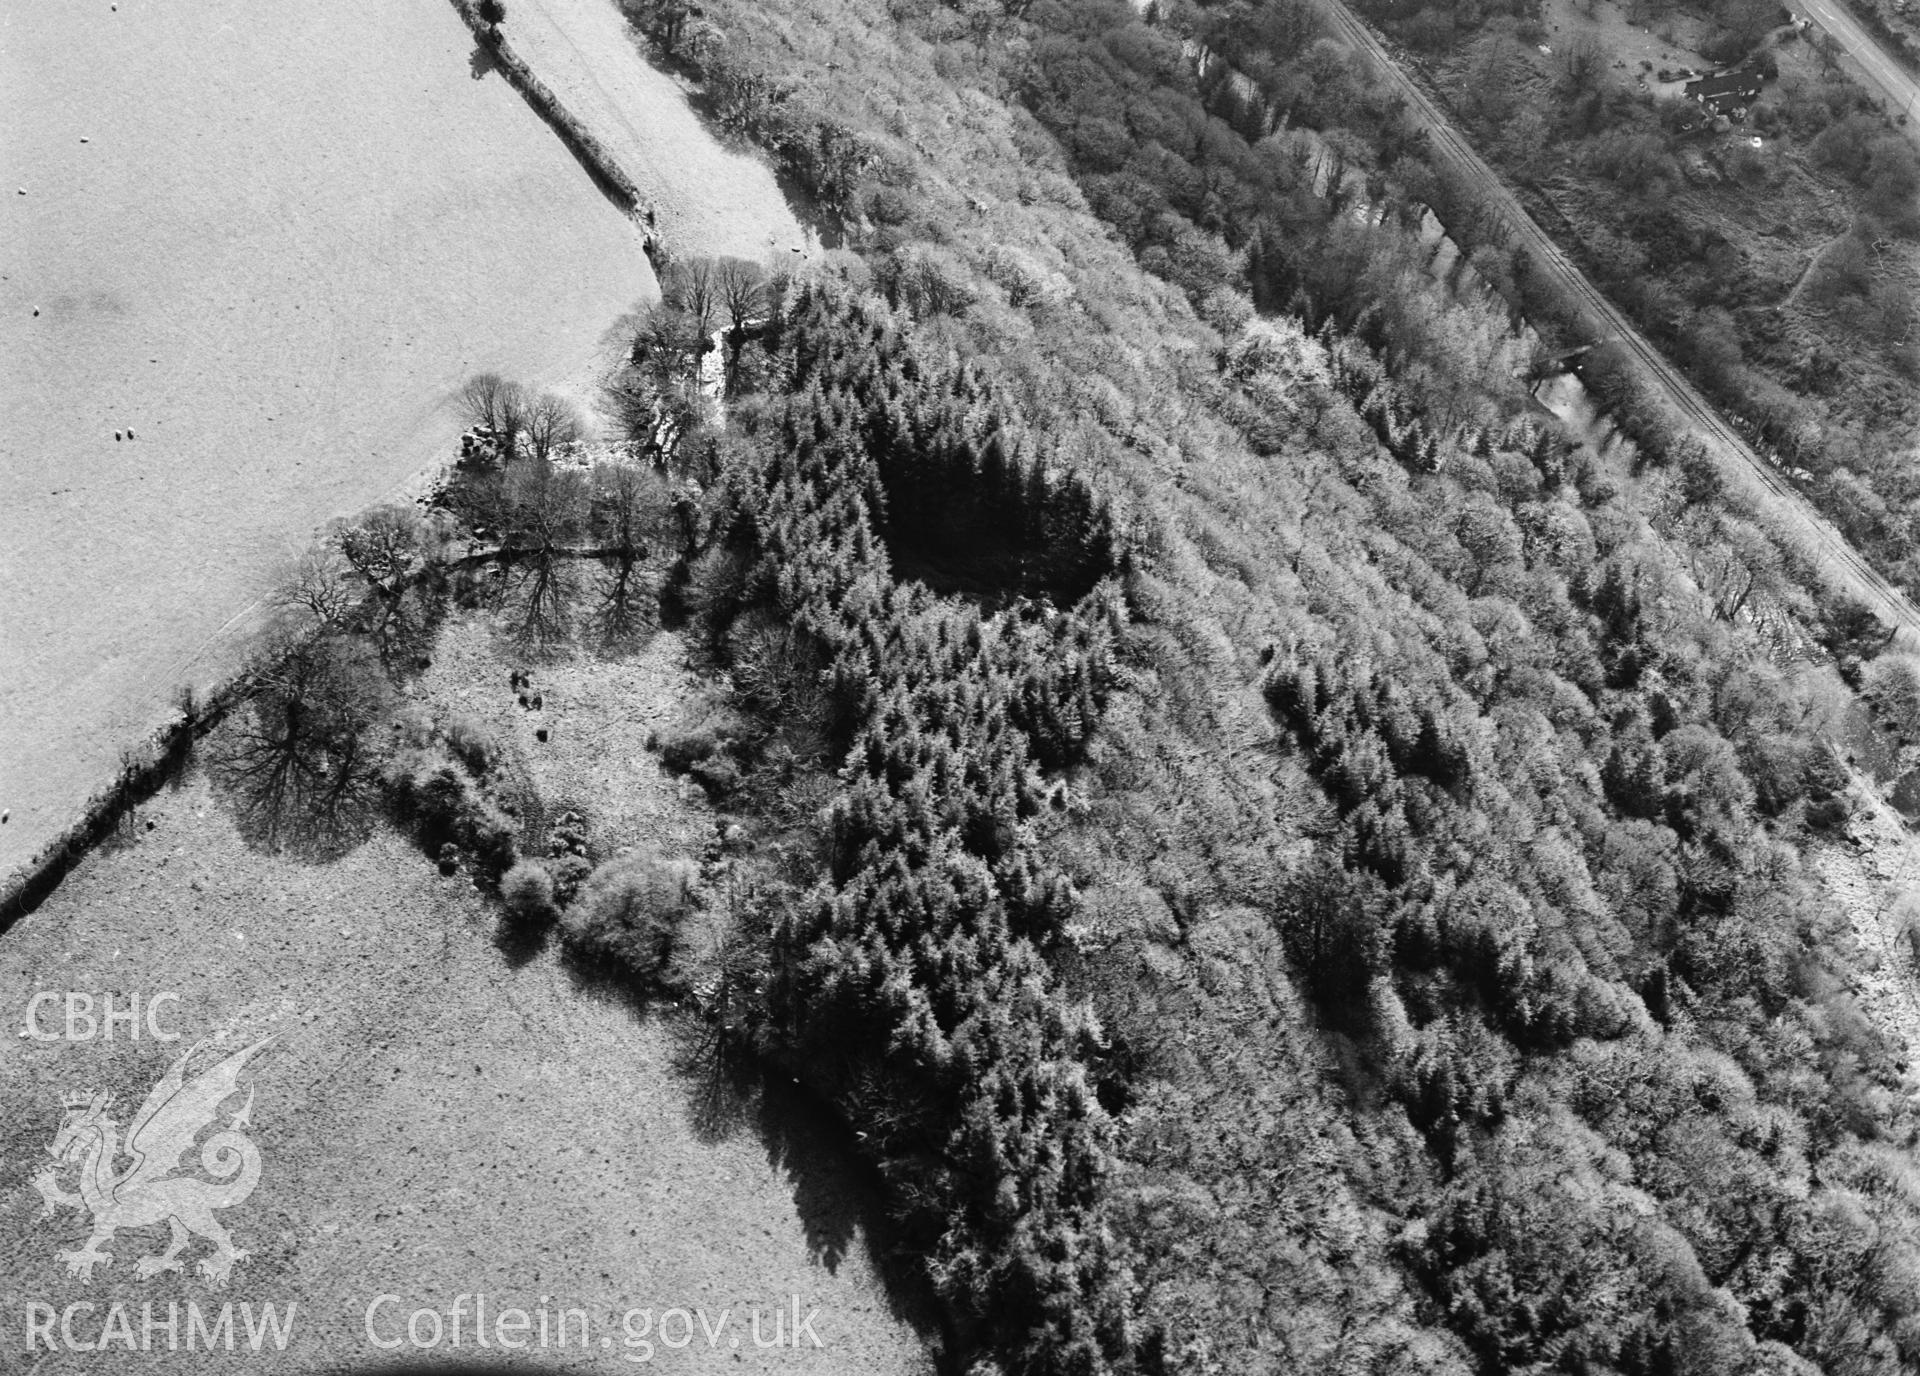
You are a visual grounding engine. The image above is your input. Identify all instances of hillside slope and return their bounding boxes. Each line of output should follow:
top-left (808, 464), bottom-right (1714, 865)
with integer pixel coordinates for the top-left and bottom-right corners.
top-left (588, 0), bottom-right (1920, 1370)
top-left (37, 0), bottom-right (1920, 1372)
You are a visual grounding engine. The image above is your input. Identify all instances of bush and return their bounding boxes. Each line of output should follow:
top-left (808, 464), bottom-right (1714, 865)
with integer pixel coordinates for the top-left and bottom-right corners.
top-left (659, 724), bottom-right (723, 773)
top-left (657, 697), bottom-right (753, 783)
top-left (1805, 740), bottom-right (1852, 801)
top-left (1817, 594), bottom-right (1891, 664)
top-left (1746, 733), bottom-right (1812, 815)
top-left (1896, 893), bottom-right (1920, 969)
top-left (1697, 32), bottom-right (1747, 66)
top-left (1862, 652), bottom-right (1920, 744)
top-left (501, 861), bottom-right (558, 925)
top-left (866, 185), bottom-right (913, 226)
top-left (384, 744), bottom-right (518, 878)
top-left (444, 713), bottom-right (498, 777)
top-left (1806, 795), bottom-right (1852, 830)
top-left (877, 243), bottom-right (977, 318)
top-left (981, 243), bottom-right (1069, 309)
top-left (1813, 113), bottom-right (1878, 181)
top-left (1864, 136), bottom-right (1920, 230)
top-left (559, 853), bottom-right (698, 980)
top-left (725, 610), bottom-right (831, 724)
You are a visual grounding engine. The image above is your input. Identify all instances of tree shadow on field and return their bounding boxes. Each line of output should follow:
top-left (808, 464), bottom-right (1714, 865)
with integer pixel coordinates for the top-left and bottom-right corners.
top-left (664, 1019), bottom-right (944, 1343)
top-left (492, 907), bottom-right (554, 968)
top-left (468, 40), bottom-right (497, 81)
top-left (366, 583), bottom-right (452, 683)
top-left (553, 936), bottom-right (662, 1020)
top-left (206, 635), bottom-right (390, 863)
top-left (543, 927), bottom-right (944, 1347)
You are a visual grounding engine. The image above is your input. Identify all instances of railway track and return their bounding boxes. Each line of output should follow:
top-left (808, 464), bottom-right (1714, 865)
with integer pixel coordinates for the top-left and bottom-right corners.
top-left (1312, 0), bottom-right (1920, 639)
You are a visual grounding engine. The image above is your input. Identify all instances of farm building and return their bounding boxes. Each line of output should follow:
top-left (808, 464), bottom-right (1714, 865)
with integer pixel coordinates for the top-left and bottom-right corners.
top-left (1685, 70), bottom-right (1764, 118)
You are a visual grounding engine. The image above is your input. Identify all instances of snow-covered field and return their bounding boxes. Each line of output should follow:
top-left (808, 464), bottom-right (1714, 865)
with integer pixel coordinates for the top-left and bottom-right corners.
top-left (0, 0), bottom-right (657, 887)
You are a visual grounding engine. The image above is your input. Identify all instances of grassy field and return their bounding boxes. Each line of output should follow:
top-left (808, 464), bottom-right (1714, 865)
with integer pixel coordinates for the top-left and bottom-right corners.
top-left (0, 0), bottom-right (660, 896)
top-left (506, 0), bottom-right (812, 263)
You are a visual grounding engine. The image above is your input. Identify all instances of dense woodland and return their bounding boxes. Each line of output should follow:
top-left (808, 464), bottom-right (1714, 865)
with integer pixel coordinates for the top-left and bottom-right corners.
top-left (225, 0), bottom-right (1920, 1370)
top-left (620, 0), bottom-right (1920, 1370)
top-left (1340, 0), bottom-right (1920, 598)
top-left (610, 0), bottom-right (1920, 1366)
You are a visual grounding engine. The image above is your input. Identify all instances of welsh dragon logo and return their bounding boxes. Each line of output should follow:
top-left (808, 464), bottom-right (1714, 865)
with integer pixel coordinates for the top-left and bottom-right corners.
top-left (32, 1036), bottom-right (274, 1286)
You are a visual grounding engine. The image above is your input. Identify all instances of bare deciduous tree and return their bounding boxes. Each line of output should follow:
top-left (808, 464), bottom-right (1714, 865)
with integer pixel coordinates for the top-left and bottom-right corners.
top-left (507, 552), bottom-right (577, 654)
top-left (525, 391), bottom-right (585, 467)
top-left (716, 257), bottom-right (767, 338)
top-left (1812, 30), bottom-right (1842, 74)
top-left (665, 259), bottom-right (719, 358)
top-left (328, 504), bottom-right (452, 669)
top-left (604, 301), bottom-right (706, 461)
top-left (602, 369), bottom-right (660, 449)
top-left (715, 257), bottom-right (769, 392)
top-left (211, 633), bottom-right (390, 859)
top-left (273, 548), bottom-right (359, 630)
top-left (455, 373), bottom-right (531, 460)
top-left (1561, 35), bottom-right (1605, 93)
top-left (591, 461), bottom-right (671, 559)
top-left (333, 504), bottom-right (436, 598)
top-left (727, 609), bottom-right (829, 724)
top-left (641, 305), bottom-right (700, 389)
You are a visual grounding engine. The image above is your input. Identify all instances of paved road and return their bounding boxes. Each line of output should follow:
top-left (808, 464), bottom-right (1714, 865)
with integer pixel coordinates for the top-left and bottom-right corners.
top-left (1796, 0), bottom-right (1920, 125)
top-left (1309, 0), bottom-right (1920, 639)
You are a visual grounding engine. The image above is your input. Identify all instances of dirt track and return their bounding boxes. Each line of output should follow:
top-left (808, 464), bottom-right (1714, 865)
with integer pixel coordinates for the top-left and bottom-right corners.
top-left (1312, 0), bottom-right (1920, 642)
